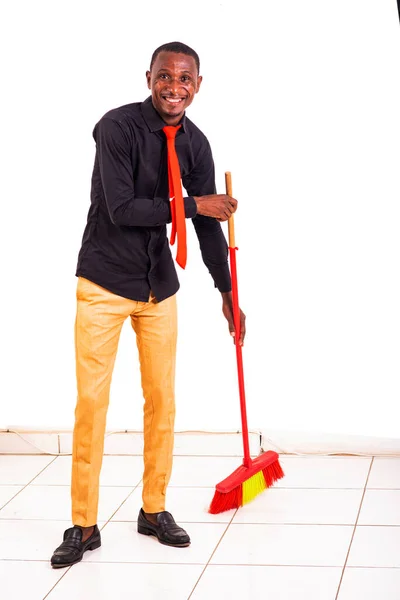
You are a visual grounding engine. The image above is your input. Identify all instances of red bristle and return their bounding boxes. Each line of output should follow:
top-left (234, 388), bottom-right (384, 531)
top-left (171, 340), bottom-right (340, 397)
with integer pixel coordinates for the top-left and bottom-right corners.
top-left (263, 459), bottom-right (284, 487)
top-left (209, 485), bottom-right (242, 514)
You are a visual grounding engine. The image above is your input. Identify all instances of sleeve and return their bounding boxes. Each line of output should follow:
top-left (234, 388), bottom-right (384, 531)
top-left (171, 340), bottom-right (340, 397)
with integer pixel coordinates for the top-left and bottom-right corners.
top-left (182, 140), bottom-right (232, 293)
top-left (95, 117), bottom-right (196, 227)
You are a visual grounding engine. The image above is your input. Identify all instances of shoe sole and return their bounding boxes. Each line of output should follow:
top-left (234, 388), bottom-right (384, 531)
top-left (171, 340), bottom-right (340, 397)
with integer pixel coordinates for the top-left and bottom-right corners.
top-left (138, 525), bottom-right (191, 548)
top-left (51, 539), bottom-right (101, 568)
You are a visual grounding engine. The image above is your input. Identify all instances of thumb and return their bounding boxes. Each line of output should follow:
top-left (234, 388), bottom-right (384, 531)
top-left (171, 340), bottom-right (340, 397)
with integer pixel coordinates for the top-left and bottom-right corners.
top-left (223, 302), bottom-right (235, 338)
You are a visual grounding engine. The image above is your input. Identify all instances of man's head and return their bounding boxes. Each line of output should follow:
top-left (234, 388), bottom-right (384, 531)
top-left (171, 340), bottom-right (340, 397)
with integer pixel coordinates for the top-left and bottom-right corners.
top-left (146, 42), bottom-right (202, 126)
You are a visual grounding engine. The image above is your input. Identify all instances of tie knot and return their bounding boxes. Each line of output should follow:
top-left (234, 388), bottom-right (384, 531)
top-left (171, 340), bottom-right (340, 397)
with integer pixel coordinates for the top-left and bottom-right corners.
top-left (163, 125), bottom-right (181, 140)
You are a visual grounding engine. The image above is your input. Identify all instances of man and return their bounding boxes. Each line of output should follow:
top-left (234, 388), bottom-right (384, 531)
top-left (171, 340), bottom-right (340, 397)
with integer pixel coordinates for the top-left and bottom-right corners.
top-left (51, 41), bottom-right (246, 568)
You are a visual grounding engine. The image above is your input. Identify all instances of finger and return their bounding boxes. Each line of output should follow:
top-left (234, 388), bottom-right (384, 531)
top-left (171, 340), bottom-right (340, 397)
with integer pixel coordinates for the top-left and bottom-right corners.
top-left (219, 207), bottom-right (230, 220)
top-left (228, 198), bottom-right (238, 210)
top-left (224, 207), bottom-right (233, 219)
top-left (239, 313), bottom-right (246, 346)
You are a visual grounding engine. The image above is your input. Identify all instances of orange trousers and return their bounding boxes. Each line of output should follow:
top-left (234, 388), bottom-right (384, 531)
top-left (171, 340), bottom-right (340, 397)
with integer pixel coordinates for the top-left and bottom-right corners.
top-left (71, 277), bottom-right (177, 526)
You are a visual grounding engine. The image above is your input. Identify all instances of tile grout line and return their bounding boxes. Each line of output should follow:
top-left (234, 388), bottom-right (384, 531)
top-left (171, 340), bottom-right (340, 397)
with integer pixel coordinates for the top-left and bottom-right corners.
top-left (0, 456), bottom-right (64, 598)
top-left (186, 508), bottom-right (239, 600)
top-left (42, 562), bottom-right (74, 599)
top-left (40, 481), bottom-right (143, 600)
top-left (0, 453), bottom-right (260, 458)
top-left (1, 454), bottom-right (392, 592)
top-left (99, 480), bottom-right (143, 532)
top-left (36, 460), bottom-right (83, 599)
top-left (3, 518), bottom-right (400, 527)
top-left (3, 558), bottom-right (400, 569)
top-left (0, 456), bottom-right (59, 512)
top-left (5, 483), bottom-right (396, 490)
top-left (334, 455), bottom-right (375, 600)
top-left (27, 484), bottom-right (157, 488)
top-left (2, 518), bottom-right (400, 527)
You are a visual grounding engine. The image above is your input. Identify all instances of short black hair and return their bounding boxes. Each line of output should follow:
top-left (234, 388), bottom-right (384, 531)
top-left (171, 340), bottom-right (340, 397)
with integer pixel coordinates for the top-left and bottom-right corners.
top-left (150, 42), bottom-right (200, 73)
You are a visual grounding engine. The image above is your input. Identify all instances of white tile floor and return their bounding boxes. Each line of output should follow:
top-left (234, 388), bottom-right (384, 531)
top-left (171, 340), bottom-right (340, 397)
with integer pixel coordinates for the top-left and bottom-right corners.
top-left (0, 454), bottom-right (399, 599)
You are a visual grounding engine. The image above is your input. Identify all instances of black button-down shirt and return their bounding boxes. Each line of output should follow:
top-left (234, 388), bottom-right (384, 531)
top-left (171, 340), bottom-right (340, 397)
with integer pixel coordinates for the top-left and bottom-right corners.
top-left (76, 96), bottom-right (231, 302)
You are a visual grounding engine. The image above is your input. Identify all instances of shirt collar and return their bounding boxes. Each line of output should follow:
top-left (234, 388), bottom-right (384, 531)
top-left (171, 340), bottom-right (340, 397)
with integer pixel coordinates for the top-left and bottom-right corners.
top-left (141, 96), bottom-right (187, 133)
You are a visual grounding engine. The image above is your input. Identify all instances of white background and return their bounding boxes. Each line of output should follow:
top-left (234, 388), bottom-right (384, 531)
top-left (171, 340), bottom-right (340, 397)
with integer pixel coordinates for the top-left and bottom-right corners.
top-left (1, 0), bottom-right (399, 440)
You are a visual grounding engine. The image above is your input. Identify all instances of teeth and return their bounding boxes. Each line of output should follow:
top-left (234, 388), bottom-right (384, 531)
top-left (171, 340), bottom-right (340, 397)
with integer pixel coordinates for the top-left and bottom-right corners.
top-left (164, 97), bottom-right (182, 103)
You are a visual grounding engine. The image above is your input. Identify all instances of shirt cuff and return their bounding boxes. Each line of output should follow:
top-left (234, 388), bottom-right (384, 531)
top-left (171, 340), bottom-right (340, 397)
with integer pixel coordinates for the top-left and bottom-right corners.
top-left (184, 196), bottom-right (198, 219)
top-left (209, 263), bottom-right (232, 293)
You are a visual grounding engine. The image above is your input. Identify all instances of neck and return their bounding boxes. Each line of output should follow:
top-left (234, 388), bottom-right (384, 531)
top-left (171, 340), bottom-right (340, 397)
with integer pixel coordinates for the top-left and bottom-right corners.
top-left (152, 103), bottom-right (183, 127)
top-left (163, 115), bottom-right (182, 126)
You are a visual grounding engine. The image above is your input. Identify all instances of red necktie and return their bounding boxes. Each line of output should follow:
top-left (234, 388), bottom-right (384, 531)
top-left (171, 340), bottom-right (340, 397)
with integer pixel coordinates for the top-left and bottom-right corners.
top-left (163, 125), bottom-right (187, 269)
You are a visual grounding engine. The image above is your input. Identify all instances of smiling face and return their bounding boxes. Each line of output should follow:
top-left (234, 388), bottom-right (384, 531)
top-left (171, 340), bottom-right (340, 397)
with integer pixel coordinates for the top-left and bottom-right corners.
top-left (146, 51), bottom-right (202, 125)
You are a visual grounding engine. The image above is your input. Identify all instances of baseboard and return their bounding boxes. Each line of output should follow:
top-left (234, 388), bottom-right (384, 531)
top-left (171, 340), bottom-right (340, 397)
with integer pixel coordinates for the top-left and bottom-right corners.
top-left (0, 430), bottom-right (261, 456)
top-left (261, 429), bottom-right (400, 457)
top-left (1, 428), bottom-right (399, 457)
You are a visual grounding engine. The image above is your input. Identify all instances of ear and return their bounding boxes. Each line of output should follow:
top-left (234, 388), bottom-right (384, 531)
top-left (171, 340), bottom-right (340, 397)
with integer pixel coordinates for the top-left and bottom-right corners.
top-left (146, 70), bottom-right (151, 90)
top-left (196, 75), bottom-right (203, 93)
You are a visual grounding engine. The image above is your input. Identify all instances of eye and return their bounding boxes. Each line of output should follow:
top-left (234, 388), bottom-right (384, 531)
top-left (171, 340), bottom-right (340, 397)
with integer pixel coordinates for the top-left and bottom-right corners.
top-left (159, 73), bottom-right (169, 80)
top-left (181, 76), bottom-right (191, 82)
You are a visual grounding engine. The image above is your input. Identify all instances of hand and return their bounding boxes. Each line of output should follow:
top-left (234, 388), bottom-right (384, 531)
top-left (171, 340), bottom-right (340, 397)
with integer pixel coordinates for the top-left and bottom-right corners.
top-left (193, 194), bottom-right (237, 221)
top-left (221, 292), bottom-right (246, 346)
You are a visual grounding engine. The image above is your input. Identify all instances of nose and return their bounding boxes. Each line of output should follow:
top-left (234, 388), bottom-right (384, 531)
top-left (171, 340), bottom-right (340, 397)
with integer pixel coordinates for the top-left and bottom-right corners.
top-left (167, 77), bottom-right (181, 95)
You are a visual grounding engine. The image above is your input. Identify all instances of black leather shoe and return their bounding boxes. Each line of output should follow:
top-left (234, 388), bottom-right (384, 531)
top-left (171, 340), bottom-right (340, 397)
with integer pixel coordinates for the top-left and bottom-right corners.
top-left (51, 525), bottom-right (101, 568)
top-left (137, 509), bottom-right (191, 547)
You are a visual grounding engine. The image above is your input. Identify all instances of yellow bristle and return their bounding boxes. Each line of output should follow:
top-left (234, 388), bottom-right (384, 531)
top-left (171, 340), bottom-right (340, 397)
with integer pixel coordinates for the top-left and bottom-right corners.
top-left (242, 471), bottom-right (267, 505)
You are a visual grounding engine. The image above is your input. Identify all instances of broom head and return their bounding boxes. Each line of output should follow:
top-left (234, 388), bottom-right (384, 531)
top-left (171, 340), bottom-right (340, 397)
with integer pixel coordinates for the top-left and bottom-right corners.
top-left (209, 450), bottom-right (284, 514)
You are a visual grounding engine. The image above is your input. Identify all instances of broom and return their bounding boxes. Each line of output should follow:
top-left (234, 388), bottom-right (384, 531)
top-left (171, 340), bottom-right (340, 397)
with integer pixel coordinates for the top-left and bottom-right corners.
top-left (209, 171), bottom-right (284, 514)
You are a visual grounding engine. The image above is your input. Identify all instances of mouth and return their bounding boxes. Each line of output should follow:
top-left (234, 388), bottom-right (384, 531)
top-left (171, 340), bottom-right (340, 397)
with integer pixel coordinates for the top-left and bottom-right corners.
top-left (161, 96), bottom-right (186, 108)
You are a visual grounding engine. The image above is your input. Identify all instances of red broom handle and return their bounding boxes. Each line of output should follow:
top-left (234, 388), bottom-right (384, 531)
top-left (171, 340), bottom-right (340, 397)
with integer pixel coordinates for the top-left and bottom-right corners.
top-left (225, 172), bottom-right (252, 468)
